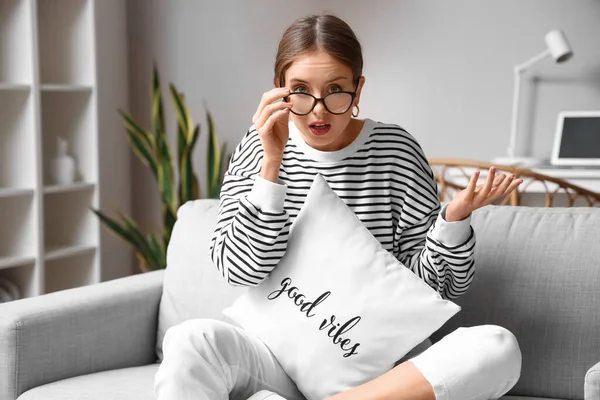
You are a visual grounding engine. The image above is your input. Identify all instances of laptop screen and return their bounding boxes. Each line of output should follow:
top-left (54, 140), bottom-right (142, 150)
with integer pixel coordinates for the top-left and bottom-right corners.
top-left (558, 116), bottom-right (600, 158)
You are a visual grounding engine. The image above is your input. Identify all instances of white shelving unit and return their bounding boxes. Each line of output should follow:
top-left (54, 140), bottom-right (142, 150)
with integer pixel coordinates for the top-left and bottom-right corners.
top-left (0, 0), bottom-right (131, 302)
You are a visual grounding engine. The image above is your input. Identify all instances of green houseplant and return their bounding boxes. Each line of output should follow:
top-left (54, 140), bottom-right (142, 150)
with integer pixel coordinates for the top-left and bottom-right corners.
top-left (92, 65), bottom-right (229, 272)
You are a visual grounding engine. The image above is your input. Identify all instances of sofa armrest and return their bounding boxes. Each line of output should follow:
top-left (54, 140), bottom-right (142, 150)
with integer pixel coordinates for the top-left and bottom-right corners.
top-left (586, 361), bottom-right (600, 400)
top-left (0, 269), bottom-right (165, 400)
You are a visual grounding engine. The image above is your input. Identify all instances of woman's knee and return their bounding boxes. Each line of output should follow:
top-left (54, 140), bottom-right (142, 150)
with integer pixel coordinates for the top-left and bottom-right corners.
top-left (162, 318), bottom-right (235, 359)
top-left (465, 325), bottom-right (522, 379)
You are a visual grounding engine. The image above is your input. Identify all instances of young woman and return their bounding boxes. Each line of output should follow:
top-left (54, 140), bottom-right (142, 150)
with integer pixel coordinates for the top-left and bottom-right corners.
top-left (155, 14), bottom-right (524, 400)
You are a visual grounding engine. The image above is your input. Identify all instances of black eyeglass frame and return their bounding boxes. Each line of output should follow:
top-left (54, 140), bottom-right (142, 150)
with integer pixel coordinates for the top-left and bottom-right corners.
top-left (282, 77), bottom-right (360, 116)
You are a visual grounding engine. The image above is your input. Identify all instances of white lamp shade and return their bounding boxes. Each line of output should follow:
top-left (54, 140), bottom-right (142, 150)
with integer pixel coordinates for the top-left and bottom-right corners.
top-left (545, 29), bottom-right (573, 63)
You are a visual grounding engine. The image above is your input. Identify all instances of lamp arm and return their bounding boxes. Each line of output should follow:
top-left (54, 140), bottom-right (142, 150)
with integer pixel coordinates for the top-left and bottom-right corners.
top-left (514, 48), bottom-right (551, 73)
top-left (508, 71), bottom-right (522, 158)
top-left (507, 48), bottom-right (552, 158)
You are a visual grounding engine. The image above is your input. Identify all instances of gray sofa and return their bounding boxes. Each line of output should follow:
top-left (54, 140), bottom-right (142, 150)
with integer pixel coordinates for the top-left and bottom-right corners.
top-left (1, 199), bottom-right (599, 400)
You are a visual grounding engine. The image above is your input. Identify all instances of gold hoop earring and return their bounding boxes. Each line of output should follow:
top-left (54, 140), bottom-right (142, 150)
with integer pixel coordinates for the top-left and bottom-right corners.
top-left (352, 105), bottom-right (360, 118)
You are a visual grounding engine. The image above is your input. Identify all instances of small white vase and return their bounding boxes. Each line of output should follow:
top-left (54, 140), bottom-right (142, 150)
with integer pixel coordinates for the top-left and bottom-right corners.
top-left (50, 137), bottom-right (76, 185)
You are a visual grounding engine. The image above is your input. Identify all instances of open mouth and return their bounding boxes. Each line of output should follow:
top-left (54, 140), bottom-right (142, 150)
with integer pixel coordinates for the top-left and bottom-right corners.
top-left (309, 122), bottom-right (331, 136)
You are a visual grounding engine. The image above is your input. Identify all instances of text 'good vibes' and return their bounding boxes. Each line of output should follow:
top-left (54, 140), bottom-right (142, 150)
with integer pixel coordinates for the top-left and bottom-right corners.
top-left (267, 277), bottom-right (361, 358)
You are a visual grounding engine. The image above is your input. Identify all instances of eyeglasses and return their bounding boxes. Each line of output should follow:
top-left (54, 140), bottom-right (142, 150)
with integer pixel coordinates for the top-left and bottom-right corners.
top-left (283, 79), bottom-right (359, 116)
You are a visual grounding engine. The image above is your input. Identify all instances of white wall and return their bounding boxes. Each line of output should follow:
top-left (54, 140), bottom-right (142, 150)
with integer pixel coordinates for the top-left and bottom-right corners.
top-left (95, 0), bottom-right (131, 280)
top-left (125, 0), bottom-right (331, 233)
top-left (353, 0), bottom-right (600, 160)
top-left (126, 0), bottom-right (600, 261)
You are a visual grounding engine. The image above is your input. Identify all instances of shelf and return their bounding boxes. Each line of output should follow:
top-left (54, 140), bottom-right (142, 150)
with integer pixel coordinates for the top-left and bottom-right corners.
top-left (0, 90), bottom-right (37, 188)
top-left (41, 89), bottom-right (95, 185)
top-left (0, 0), bottom-right (34, 85)
top-left (37, 0), bottom-right (94, 86)
top-left (0, 83), bottom-right (31, 91)
top-left (0, 195), bottom-right (36, 261)
top-left (45, 251), bottom-right (96, 294)
top-left (44, 188), bottom-right (98, 251)
top-left (41, 84), bottom-right (93, 92)
top-left (45, 244), bottom-right (96, 262)
top-left (0, 187), bottom-right (35, 199)
top-left (0, 262), bottom-right (36, 300)
top-left (0, 255), bottom-right (36, 271)
top-left (0, 0), bottom-right (129, 300)
top-left (44, 182), bottom-right (95, 195)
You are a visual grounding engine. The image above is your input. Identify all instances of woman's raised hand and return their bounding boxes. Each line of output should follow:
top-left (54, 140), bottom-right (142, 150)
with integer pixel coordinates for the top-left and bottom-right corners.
top-left (445, 167), bottom-right (524, 222)
top-left (252, 87), bottom-right (293, 163)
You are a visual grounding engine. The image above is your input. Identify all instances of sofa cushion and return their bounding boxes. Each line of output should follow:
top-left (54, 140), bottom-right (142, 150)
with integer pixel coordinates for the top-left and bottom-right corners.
top-left (501, 397), bottom-right (561, 400)
top-left (13, 363), bottom-right (560, 400)
top-left (432, 205), bottom-right (600, 400)
top-left (155, 200), bottom-right (246, 360)
top-left (17, 364), bottom-right (159, 400)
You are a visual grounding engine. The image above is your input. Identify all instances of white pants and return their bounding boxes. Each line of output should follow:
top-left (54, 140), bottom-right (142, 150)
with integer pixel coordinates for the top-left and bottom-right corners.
top-left (154, 319), bottom-right (521, 400)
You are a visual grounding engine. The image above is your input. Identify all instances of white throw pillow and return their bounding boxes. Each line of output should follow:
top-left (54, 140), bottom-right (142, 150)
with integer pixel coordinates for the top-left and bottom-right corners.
top-left (155, 200), bottom-right (246, 360)
top-left (223, 174), bottom-right (460, 400)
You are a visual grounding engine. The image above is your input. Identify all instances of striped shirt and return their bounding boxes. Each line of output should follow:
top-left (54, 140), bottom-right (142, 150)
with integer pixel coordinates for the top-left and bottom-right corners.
top-left (209, 118), bottom-right (475, 300)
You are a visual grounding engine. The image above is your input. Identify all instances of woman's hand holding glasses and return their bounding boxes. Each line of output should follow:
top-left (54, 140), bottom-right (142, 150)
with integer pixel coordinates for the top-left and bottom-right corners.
top-left (252, 87), bottom-right (293, 182)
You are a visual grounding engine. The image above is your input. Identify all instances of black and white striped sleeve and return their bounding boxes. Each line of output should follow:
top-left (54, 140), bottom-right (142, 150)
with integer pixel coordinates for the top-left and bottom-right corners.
top-left (208, 128), bottom-right (292, 287)
top-left (394, 144), bottom-right (476, 300)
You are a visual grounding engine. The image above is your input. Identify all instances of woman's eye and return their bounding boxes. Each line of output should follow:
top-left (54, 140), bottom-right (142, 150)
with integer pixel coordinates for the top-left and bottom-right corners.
top-left (329, 85), bottom-right (342, 93)
top-left (292, 86), bottom-right (307, 93)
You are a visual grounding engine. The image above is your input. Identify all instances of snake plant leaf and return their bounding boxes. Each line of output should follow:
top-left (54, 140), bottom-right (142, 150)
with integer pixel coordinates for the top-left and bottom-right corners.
top-left (177, 123), bottom-right (188, 203)
top-left (206, 109), bottom-right (222, 199)
top-left (151, 69), bottom-right (177, 219)
top-left (117, 211), bottom-right (164, 271)
top-left (190, 122), bottom-right (200, 149)
top-left (171, 87), bottom-right (199, 203)
top-left (92, 207), bottom-right (164, 272)
top-left (120, 110), bottom-right (158, 178)
top-left (169, 85), bottom-right (194, 143)
top-left (151, 64), bottom-right (166, 141)
top-left (179, 146), bottom-right (194, 203)
top-left (170, 86), bottom-right (189, 169)
top-left (190, 125), bottom-right (201, 199)
top-left (91, 209), bottom-right (133, 245)
top-left (173, 83), bottom-right (201, 203)
top-left (95, 64), bottom-right (227, 272)
top-left (119, 109), bottom-right (153, 148)
top-left (162, 202), bottom-right (177, 248)
top-left (90, 209), bottom-right (154, 271)
top-left (148, 232), bottom-right (167, 271)
top-left (220, 143), bottom-right (229, 178)
top-left (156, 134), bottom-right (177, 214)
top-left (179, 124), bottom-right (201, 203)
top-left (176, 113), bottom-right (186, 171)
top-left (191, 171), bottom-right (200, 200)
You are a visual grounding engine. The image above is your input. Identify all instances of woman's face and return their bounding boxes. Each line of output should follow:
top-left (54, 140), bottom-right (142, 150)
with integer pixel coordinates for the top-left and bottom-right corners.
top-left (280, 49), bottom-right (364, 152)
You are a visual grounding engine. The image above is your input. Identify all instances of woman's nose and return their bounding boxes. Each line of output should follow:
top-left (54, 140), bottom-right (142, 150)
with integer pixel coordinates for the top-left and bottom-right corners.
top-left (312, 98), bottom-right (328, 116)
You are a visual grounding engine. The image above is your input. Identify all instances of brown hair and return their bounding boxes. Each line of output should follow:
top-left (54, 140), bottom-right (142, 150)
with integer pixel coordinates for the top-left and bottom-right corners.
top-left (274, 14), bottom-right (363, 86)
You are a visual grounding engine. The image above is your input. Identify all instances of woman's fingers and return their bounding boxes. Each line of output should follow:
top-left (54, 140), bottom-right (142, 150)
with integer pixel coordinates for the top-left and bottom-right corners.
top-left (477, 167), bottom-right (497, 199)
top-left (261, 108), bottom-right (291, 134)
top-left (493, 174), bottom-right (507, 186)
top-left (466, 168), bottom-right (524, 208)
top-left (467, 170), bottom-right (480, 194)
top-left (488, 176), bottom-right (523, 204)
top-left (252, 87), bottom-right (290, 125)
top-left (504, 178), bottom-right (523, 195)
top-left (475, 175), bottom-right (503, 189)
top-left (489, 174), bottom-right (514, 198)
top-left (255, 101), bottom-right (292, 130)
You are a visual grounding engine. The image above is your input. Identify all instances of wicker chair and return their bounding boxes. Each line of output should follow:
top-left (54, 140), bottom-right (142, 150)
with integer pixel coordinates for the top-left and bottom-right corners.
top-left (428, 158), bottom-right (600, 207)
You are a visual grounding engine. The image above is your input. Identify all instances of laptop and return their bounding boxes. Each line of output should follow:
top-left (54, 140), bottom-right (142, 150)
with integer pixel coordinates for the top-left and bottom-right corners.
top-left (551, 111), bottom-right (600, 167)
